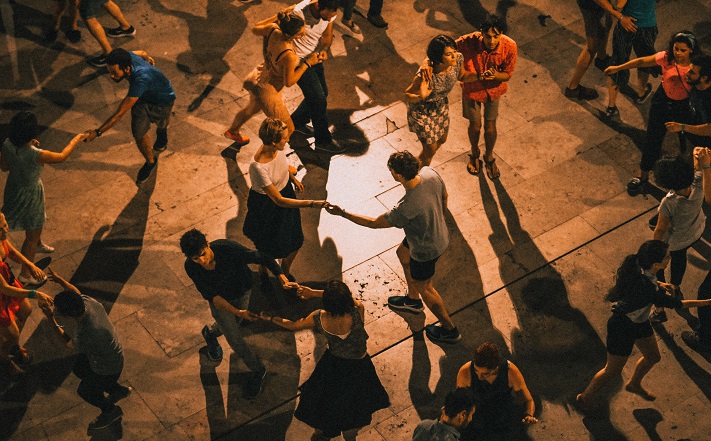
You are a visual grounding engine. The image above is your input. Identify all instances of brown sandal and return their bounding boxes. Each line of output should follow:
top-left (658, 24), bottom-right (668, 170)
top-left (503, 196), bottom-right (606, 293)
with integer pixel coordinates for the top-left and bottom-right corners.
top-left (467, 154), bottom-right (482, 175)
top-left (484, 157), bottom-right (500, 179)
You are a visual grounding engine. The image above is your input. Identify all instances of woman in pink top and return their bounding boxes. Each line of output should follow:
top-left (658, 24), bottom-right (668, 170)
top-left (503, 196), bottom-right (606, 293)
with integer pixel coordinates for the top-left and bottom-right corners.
top-left (605, 31), bottom-right (701, 194)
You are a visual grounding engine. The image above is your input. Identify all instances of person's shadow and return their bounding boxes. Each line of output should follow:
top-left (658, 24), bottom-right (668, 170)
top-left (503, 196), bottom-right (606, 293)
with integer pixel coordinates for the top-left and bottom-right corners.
top-left (0, 178), bottom-right (156, 440)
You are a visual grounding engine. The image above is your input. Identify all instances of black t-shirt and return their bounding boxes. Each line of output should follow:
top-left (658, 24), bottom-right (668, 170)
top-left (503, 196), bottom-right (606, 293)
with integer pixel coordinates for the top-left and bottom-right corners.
top-left (688, 87), bottom-right (711, 147)
top-left (577, 0), bottom-right (603, 11)
top-left (184, 239), bottom-right (283, 303)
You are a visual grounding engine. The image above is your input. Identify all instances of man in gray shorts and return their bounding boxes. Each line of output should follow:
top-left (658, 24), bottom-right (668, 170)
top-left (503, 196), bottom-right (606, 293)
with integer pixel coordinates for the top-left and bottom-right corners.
top-left (325, 151), bottom-right (460, 343)
top-left (84, 48), bottom-right (176, 184)
top-left (456, 15), bottom-right (517, 180)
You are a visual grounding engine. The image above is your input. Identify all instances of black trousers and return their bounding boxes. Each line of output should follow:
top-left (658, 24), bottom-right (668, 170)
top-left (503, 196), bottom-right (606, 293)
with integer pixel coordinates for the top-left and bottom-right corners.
top-left (73, 354), bottom-right (123, 412)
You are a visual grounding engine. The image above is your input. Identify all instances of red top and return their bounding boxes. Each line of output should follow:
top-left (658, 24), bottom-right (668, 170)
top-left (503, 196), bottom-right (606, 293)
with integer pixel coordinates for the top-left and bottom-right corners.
top-left (0, 240), bottom-right (23, 327)
top-left (456, 32), bottom-right (518, 102)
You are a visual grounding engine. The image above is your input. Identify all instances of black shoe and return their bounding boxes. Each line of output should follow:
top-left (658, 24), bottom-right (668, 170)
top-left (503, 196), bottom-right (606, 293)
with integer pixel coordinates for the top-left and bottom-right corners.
top-left (604, 106), bottom-right (619, 118)
top-left (66, 29), bottom-right (81, 43)
top-left (564, 85), bottom-right (599, 101)
top-left (136, 160), bottom-right (157, 184)
top-left (424, 324), bottom-right (461, 343)
top-left (682, 331), bottom-right (711, 352)
top-left (649, 310), bottom-right (667, 323)
top-left (636, 83), bottom-right (653, 104)
top-left (106, 25), bottom-right (136, 38)
top-left (367, 13), bottom-right (388, 28)
top-left (626, 177), bottom-right (649, 196)
top-left (108, 386), bottom-right (132, 404)
top-left (294, 124), bottom-right (315, 137)
top-left (387, 295), bottom-right (425, 313)
top-left (315, 139), bottom-right (348, 154)
top-left (245, 367), bottom-right (266, 400)
top-left (153, 129), bottom-right (168, 153)
top-left (88, 406), bottom-right (122, 432)
top-left (87, 55), bottom-right (107, 67)
top-left (201, 325), bottom-right (224, 362)
top-left (44, 28), bottom-right (59, 42)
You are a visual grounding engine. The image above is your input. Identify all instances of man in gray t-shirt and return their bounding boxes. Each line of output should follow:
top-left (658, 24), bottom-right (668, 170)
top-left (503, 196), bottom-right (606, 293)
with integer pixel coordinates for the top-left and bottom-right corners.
top-left (43, 269), bottom-right (130, 433)
top-left (326, 151), bottom-right (460, 343)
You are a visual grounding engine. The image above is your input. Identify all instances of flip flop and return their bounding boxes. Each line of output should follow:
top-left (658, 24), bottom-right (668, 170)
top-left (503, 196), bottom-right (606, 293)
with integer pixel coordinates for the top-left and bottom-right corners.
top-left (466, 154), bottom-right (482, 175)
top-left (484, 157), bottom-right (500, 179)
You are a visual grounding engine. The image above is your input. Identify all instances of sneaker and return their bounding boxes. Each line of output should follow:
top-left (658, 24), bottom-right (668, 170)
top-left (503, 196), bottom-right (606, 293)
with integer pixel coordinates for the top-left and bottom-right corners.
top-left (44, 28), bottom-right (59, 42)
top-left (88, 406), bottom-right (122, 432)
top-left (594, 56), bottom-right (611, 72)
top-left (387, 295), bottom-right (425, 313)
top-left (153, 130), bottom-right (168, 153)
top-left (649, 310), bottom-right (667, 323)
top-left (367, 13), bottom-right (388, 29)
top-left (604, 106), bottom-right (619, 118)
top-left (424, 324), bottom-right (461, 343)
top-left (136, 160), bottom-right (157, 184)
top-left (223, 130), bottom-right (250, 147)
top-left (564, 85), bottom-right (599, 101)
top-left (108, 386), bottom-right (132, 404)
top-left (201, 325), bottom-right (220, 346)
top-left (37, 242), bottom-right (55, 253)
top-left (636, 83), bottom-right (653, 104)
top-left (66, 29), bottom-right (81, 43)
top-left (87, 55), bottom-right (107, 68)
top-left (626, 177), bottom-right (649, 196)
top-left (341, 19), bottom-right (361, 34)
top-left (106, 25), bottom-right (136, 38)
top-left (294, 124), bottom-right (315, 137)
top-left (245, 367), bottom-right (266, 400)
top-left (315, 139), bottom-right (348, 154)
top-left (682, 331), bottom-right (711, 352)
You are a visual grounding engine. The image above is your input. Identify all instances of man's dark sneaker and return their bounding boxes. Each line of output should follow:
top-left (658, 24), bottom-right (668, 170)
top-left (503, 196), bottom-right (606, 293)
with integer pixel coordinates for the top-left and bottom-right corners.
top-left (626, 177), bottom-right (649, 196)
top-left (106, 25), bottom-right (136, 38)
top-left (245, 367), bottom-right (266, 400)
top-left (636, 83), bottom-right (653, 104)
top-left (87, 55), bottom-right (107, 67)
top-left (108, 386), bottom-right (132, 404)
top-left (66, 29), bottom-right (81, 43)
top-left (682, 331), bottom-right (711, 352)
top-left (88, 406), bottom-right (122, 432)
top-left (367, 14), bottom-right (388, 28)
top-left (649, 310), bottom-right (667, 323)
top-left (201, 325), bottom-right (224, 361)
top-left (315, 139), bottom-right (348, 154)
top-left (387, 295), bottom-right (425, 313)
top-left (294, 124), bottom-right (315, 137)
top-left (153, 129), bottom-right (168, 153)
top-left (565, 85), bottom-right (599, 101)
top-left (424, 324), bottom-right (461, 343)
top-left (136, 160), bottom-right (157, 184)
top-left (594, 56), bottom-right (611, 72)
top-left (604, 106), bottom-right (619, 118)
top-left (44, 28), bottom-right (59, 42)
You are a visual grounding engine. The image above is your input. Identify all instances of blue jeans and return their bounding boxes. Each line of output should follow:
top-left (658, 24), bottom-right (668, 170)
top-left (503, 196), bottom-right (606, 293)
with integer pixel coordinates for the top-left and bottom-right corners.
top-left (209, 291), bottom-right (264, 372)
top-left (291, 63), bottom-right (332, 144)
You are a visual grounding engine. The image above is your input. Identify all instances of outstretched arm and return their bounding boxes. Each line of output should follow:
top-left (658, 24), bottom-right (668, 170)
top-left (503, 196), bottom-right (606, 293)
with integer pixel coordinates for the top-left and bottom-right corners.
top-left (325, 204), bottom-right (393, 229)
top-left (509, 362), bottom-right (537, 424)
top-left (605, 54), bottom-right (657, 75)
top-left (38, 133), bottom-right (85, 164)
top-left (260, 310), bottom-right (317, 331)
top-left (84, 96), bottom-right (139, 141)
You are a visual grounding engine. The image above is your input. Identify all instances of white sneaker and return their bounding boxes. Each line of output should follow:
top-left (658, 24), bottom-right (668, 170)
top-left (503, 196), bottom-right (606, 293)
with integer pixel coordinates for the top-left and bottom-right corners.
top-left (37, 242), bottom-right (55, 253)
top-left (18, 274), bottom-right (47, 286)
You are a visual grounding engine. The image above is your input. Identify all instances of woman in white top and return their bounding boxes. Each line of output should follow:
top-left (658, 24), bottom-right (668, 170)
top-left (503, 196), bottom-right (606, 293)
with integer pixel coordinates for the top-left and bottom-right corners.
top-left (242, 118), bottom-right (327, 279)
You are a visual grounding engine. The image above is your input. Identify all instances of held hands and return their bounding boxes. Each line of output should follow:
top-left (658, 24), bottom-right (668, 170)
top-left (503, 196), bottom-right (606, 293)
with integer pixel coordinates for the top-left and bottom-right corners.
top-left (324, 203), bottom-right (344, 216)
top-left (296, 285), bottom-right (319, 300)
top-left (658, 282), bottom-right (675, 294)
top-left (480, 67), bottom-right (497, 81)
top-left (312, 200), bottom-right (328, 209)
top-left (317, 50), bottom-right (328, 62)
top-left (83, 130), bottom-right (98, 142)
top-left (694, 147), bottom-right (711, 168)
top-left (35, 291), bottom-right (54, 315)
top-left (522, 414), bottom-right (538, 425)
top-left (236, 309), bottom-right (259, 321)
top-left (665, 122), bottom-right (683, 133)
top-left (305, 52), bottom-right (321, 67)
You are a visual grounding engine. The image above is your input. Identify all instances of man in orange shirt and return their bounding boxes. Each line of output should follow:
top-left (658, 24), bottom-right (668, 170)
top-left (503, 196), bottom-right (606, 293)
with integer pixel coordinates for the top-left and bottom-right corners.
top-left (457, 15), bottom-right (517, 179)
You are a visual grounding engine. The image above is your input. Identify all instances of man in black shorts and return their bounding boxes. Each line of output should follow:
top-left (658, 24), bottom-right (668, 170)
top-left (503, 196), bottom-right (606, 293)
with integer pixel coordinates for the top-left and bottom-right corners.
top-left (84, 48), bottom-right (176, 184)
top-left (325, 151), bottom-right (460, 343)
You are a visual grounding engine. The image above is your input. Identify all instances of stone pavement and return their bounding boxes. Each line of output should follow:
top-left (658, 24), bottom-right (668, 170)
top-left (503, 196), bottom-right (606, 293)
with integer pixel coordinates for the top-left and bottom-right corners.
top-left (2, 0), bottom-right (711, 439)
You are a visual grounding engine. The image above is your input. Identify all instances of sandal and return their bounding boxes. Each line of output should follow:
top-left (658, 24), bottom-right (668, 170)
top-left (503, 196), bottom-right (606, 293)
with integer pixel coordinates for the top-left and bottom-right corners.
top-left (484, 157), bottom-right (500, 179)
top-left (466, 154), bottom-right (482, 175)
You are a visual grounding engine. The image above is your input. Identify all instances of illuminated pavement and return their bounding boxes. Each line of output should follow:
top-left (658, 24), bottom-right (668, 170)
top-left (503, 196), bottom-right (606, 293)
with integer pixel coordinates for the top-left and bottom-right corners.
top-left (2, 0), bottom-right (711, 439)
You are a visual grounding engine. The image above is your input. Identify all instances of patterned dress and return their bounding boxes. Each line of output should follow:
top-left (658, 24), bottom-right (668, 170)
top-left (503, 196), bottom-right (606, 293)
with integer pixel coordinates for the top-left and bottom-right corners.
top-left (407, 52), bottom-right (464, 145)
top-left (1, 139), bottom-right (45, 231)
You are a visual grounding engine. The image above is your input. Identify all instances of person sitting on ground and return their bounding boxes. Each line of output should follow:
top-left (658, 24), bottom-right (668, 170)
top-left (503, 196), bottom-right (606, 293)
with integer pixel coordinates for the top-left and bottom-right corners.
top-left (412, 388), bottom-right (475, 441)
top-left (456, 342), bottom-right (537, 441)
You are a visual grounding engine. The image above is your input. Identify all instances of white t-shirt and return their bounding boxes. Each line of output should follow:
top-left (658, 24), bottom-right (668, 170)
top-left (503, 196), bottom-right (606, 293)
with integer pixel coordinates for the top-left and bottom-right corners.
top-left (249, 150), bottom-right (290, 194)
top-left (291, 0), bottom-right (335, 59)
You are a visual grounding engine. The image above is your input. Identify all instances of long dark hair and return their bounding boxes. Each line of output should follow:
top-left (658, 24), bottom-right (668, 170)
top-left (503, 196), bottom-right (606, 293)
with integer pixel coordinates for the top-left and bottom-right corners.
top-left (666, 30), bottom-right (701, 64)
top-left (606, 240), bottom-right (668, 302)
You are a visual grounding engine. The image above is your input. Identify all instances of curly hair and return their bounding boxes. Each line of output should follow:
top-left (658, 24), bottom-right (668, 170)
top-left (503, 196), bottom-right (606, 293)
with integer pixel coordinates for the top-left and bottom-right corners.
top-left (473, 342), bottom-right (502, 370)
top-left (322, 280), bottom-right (355, 316)
top-left (666, 30), bottom-right (701, 64)
top-left (654, 155), bottom-right (695, 191)
top-left (180, 228), bottom-right (208, 258)
top-left (276, 11), bottom-right (305, 38)
top-left (387, 151), bottom-right (420, 180)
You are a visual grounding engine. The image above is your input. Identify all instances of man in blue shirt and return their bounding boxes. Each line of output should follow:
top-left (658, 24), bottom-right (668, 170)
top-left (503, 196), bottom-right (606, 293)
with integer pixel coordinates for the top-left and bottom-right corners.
top-left (84, 48), bottom-right (176, 184)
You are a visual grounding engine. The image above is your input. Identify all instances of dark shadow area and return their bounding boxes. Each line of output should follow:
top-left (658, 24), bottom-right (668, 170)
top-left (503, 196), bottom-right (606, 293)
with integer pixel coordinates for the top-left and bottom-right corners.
top-left (633, 408), bottom-right (663, 441)
top-left (654, 323), bottom-right (711, 402)
top-left (457, 0), bottom-right (517, 29)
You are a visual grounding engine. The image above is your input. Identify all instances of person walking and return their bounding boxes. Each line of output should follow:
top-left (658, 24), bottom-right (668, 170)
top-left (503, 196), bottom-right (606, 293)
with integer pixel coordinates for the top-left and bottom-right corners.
top-left (340, 0), bottom-right (388, 30)
top-left (326, 151), bottom-right (460, 343)
top-left (666, 54), bottom-right (711, 147)
top-left (83, 48), bottom-right (176, 184)
top-left (261, 281), bottom-right (390, 441)
top-left (412, 388), bottom-right (475, 441)
top-left (79, 0), bottom-right (136, 67)
top-left (1, 112), bottom-right (84, 284)
top-left (46, 0), bottom-right (81, 43)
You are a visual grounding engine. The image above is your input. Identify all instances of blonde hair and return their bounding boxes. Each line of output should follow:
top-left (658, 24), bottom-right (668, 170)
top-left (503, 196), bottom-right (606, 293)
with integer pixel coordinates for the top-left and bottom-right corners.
top-left (258, 118), bottom-right (288, 145)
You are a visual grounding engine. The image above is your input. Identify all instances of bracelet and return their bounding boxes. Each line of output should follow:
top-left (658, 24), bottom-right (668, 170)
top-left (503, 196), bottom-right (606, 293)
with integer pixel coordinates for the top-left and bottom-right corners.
top-left (340, 208), bottom-right (347, 216)
top-left (303, 61), bottom-right (311, 69)
top-left (28, 289), bottom-right (36, 299)
top-left (681, 124), bottom-right (686, 134)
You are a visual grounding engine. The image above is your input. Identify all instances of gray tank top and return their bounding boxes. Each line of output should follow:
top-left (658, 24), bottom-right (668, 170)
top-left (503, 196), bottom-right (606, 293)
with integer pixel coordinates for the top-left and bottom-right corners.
top-left (314, 308), bottom-right (368, 359)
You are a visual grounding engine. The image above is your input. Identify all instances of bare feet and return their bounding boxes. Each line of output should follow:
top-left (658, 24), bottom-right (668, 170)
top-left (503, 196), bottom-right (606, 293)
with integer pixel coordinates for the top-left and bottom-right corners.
top-left (625, 383), bottom-right (656, 401)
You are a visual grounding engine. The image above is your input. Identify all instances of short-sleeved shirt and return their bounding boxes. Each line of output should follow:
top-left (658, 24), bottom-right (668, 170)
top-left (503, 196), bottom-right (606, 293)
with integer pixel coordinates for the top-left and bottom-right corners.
top-left (184, 239), bottom-right (283, 303)
top-left (658, 171), bottom-right (705, 251)
top-left (412, 419), bottom-right (461, 441)
top-left (127, 52), bottom-right (176, 106)
top-left (456, 32), bottom-right (517, 102)
top-left (576, 0), bottom-right (603, 11)
top-left (71, 295), bottom-right (124, 376)
top-left (385, 167), bottom-right (449, 262)
top-left (1, 141), bottom-right (42, 188)
top-left (655, 51), bottom-right (691, 101)
top-left (621, 0), bottom-right (656, 28)
top-left (291, 0), bottom-right (335, 59)
top-left (248, 149), bottom-right (290, 194)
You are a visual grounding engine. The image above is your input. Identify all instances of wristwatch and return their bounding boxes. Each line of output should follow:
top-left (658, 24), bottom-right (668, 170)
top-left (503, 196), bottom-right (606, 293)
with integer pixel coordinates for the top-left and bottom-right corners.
top-left (94, 128), bottom-right (103, 137)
